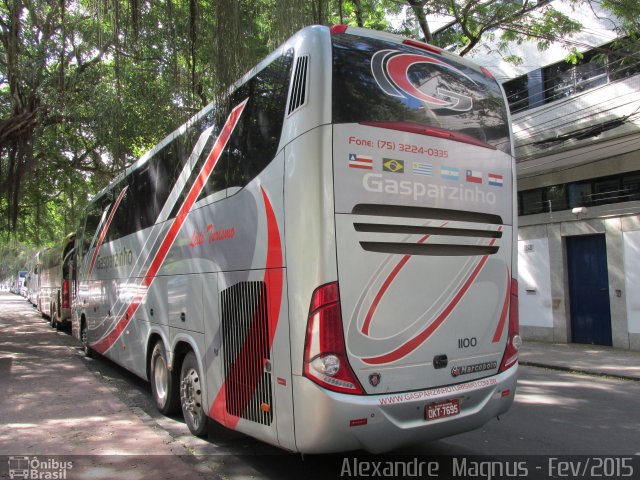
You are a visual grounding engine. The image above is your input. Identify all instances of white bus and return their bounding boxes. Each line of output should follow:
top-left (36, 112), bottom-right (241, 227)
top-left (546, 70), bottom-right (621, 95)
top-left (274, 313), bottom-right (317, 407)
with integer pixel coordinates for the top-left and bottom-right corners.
top-left (14, 270), bottom-right (27, 296)
top-left (26, 253), bottom-right (41, 305)
top-left (39, 233), bottom-right (76, 329)
top-left (72, 25), bottom-right (519, 454)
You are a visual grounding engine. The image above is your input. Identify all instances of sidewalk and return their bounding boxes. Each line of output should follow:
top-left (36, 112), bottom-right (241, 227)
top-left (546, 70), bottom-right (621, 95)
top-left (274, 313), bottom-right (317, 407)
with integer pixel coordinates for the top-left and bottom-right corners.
top-left (519, 339), bottom-right (640, 381)
top-left (0, 292), bottom-right (209, 479)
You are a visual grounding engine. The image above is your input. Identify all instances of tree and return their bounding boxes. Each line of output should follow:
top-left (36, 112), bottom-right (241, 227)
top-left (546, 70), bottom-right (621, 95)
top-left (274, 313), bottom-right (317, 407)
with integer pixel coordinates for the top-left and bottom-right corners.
top-left (398, 1), bottom-right (582, 58)
top-left (595, 0), bottom-right (640, 61)
top-left (0, 0), bottom-right (622, 250)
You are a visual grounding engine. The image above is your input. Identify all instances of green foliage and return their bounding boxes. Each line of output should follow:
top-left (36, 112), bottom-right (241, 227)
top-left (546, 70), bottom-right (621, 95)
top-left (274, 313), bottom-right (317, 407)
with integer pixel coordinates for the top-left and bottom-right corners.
top-left (409, 0), bottom-right (584, 58)
top-left (0, 0), bottom-right (621, 259)
top-left (0, 241), bottom-right (37, 282)
top-left (597, 0), bottom-right (640, 58)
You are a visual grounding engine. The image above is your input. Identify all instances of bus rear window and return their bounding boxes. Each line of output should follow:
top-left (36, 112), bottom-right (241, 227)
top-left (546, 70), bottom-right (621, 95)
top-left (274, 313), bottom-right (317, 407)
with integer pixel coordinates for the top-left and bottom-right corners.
top-left (332, 34), bottom-right (511, 154)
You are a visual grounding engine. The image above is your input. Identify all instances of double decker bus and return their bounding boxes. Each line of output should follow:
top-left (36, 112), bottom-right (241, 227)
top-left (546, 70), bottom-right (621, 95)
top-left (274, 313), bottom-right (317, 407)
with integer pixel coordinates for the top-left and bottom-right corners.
top-left (72, 25), bottom-right (519, 453)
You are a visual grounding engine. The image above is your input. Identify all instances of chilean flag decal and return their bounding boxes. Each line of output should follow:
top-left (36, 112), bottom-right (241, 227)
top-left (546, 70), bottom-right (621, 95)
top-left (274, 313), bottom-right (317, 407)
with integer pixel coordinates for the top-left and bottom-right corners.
top-left (91, 98), bottom-right (249, 354)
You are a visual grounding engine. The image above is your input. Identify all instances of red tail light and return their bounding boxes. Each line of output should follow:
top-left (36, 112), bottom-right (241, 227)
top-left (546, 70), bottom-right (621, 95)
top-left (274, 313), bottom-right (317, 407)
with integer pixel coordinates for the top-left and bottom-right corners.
top-left (303, 282), bottom-right (364, 394)
top-left (402, 39), bottom-right (441, 55)
top-left (330, 24), bottom-right (348, 35)
top-left (481, 67), bottom-right (496, 81)
top-left (499, 278), bottom-right (521, 372)
top-left (62, 279), bottom-right (70, 309)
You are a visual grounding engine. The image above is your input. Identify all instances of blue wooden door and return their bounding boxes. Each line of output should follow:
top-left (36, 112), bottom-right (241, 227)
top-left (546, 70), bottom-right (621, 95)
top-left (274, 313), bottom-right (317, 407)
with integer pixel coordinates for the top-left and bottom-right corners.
top-left (566, 234), bottom-right (612, 346)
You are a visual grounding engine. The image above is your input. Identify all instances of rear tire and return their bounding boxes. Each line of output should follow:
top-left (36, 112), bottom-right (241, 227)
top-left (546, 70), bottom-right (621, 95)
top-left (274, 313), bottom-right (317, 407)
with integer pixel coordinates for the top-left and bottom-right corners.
top-left (150, 341), bottom-right (179, 415)
top-left (81, 322), bottom-right (93, 358)
top-left (180, 351), bottom-right (209, 437)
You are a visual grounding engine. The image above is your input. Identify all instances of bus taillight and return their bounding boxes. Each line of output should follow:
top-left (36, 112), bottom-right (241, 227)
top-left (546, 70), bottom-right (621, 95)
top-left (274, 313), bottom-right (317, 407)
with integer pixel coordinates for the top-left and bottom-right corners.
top-left (499, 278), bottom-right (521, 372)
top-left (62, 279), bottom-right (70, 309)
top-left (402, 39), bottom-right (441, 55)
top-left (303, 282), bottom-right (364, 395)
top-left (330, 24), bottom-right (348, 35)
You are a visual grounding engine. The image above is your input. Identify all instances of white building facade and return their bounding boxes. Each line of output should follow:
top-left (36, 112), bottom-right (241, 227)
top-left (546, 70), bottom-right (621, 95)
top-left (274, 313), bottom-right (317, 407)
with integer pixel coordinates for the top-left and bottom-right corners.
top-left (465, 0), bottom-right (640, 350)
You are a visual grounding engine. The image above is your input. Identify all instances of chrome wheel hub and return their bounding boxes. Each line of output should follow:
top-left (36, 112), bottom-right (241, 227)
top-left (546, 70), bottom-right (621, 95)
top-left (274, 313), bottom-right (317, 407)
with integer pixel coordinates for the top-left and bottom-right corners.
top-left (181, 368), bottom-right (202, 428)
top-left (153, 355), bottom-right (168, 402)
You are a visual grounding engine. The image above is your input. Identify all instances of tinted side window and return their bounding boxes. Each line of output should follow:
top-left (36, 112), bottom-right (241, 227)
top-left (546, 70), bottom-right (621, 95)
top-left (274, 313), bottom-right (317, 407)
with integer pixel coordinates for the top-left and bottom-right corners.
top-left (108, 181), bottom-right (132, 241)
top-left (130, 166), bottom-right (156, 231)
top-left (174, 110), bottom-right (225, 212)
top-left (227, 51), bottom-right (293, 189)
top-left (81, 199), bottom-right (108, 260)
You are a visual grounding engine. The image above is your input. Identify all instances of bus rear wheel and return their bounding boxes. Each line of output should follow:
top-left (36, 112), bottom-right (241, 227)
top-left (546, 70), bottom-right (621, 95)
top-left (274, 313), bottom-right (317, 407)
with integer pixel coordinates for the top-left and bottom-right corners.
top-left (150, 341), bottom-right (179, 415)
top-left (180, 351), bottom-right (209, 437)
top-left (81, 322), bottom-right (93, 358)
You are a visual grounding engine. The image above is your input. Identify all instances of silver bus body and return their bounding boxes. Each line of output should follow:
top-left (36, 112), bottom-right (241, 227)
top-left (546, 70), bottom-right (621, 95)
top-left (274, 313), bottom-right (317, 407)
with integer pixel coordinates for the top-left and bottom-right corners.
top-left (72, 25), bottom-right (518, 453)
top-left (15, 271), bottom-right (27, 296)
top-left (26, 253), bottom-right (41, 305)
top-left (39, 233), bottom-right (76, 327)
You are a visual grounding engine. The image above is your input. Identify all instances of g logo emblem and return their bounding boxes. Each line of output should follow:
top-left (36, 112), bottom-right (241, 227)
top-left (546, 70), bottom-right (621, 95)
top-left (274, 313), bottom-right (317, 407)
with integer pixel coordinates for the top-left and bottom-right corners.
top-left (371, 49), bottom-right (473, 112)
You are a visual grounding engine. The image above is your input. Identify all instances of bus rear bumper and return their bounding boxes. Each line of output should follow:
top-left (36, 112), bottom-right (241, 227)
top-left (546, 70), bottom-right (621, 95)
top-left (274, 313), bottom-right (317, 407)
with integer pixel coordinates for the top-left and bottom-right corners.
top-left (292, 364), bottom-right (517, 454)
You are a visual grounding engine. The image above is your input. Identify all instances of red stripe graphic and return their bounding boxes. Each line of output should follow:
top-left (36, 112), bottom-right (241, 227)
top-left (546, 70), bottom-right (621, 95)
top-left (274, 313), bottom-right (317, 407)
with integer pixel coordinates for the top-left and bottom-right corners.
top-left (209, 186), bottom-right (283, 429)
top-left (91, 98), bottom-right (248, 354)
top-left (361, 225), bottom-right (448, 336)
top-left (88, 186), bottom-right (129, 275)
top-left (362, 229), bottom-right (502, 365)
top-left (491, 270), bottom-right (511, 343)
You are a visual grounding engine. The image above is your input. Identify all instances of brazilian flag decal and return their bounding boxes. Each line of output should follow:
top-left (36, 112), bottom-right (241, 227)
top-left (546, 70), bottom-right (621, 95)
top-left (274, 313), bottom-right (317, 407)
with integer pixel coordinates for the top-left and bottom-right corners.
top-left (382, 158), bottom-right (405, 173)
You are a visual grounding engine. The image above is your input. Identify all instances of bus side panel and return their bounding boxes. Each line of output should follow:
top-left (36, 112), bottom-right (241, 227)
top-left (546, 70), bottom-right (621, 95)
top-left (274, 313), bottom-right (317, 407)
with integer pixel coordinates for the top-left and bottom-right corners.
top-left (146, 275), bottom-right (169, 327)
top-left (119, 307), bottom-right (152, 379)
top-left (283, 125), bottom-right (337, 379)
top-left (207, 269), bottom-right (281, 446)
top-left (284, 125), bottom-right (338, 451)
top-left (168, 273), bottom-right (206, 396)
top-left (203, 272), bottom-right (222, 431)
top-left (201, 153), bottom-right (294, 449)
top-left (167, 274), bottom-right (204, 333)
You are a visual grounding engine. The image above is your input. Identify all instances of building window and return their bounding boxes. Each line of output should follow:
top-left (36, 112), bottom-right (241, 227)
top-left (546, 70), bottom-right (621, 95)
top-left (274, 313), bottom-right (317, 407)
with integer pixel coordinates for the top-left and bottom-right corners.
top-left (520, 189), bottom-right (545, 215)
top-left (544, 61), bottom-right (576, 102)
top-left (519, 170), bottom-right (640, 216)
top-left (594, 177), bottom-right (622, 205)
top-left (503, 76), bottom-right (529, 113)
top-left (546, 184), bottom-right (568, 211)
top-left (503, 37), bottom-right (638, 114)
top-left (622, 174), bottom-right (640, 201)
top-left (568, 182), bottom-right (593, 208)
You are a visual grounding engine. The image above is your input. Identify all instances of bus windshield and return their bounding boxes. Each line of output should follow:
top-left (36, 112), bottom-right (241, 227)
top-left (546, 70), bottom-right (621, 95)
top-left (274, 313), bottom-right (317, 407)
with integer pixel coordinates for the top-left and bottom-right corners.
top-left (332, 34), bottom-right (511, 154)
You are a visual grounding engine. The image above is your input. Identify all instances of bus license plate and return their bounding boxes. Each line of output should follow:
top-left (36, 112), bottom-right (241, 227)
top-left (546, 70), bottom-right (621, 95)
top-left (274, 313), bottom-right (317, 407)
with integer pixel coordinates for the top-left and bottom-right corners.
top-left (425, 399), bottom-right (460, 421)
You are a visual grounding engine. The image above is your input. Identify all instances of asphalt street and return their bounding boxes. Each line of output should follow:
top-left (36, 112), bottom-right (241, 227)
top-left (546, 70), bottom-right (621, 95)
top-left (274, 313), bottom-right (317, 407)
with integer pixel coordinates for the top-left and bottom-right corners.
top-left (1, 291), bottom-right (639, 480)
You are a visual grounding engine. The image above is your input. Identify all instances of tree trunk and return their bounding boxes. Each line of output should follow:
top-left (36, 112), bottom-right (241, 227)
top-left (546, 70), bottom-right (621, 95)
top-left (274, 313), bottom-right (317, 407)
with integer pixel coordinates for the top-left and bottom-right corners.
top-left (352, 0), bottom-right (364, 27)
top-left (407, 0), bottom-right (433, 43)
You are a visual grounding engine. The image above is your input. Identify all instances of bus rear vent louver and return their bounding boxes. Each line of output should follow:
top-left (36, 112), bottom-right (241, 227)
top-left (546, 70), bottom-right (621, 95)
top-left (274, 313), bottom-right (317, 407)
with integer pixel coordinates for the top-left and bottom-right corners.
top-left (352, 204), bottom-right (503, 257)
top-left (221, 281), bottom-right (273, 426)
top-left (287, 55), bottom-right (309, 115)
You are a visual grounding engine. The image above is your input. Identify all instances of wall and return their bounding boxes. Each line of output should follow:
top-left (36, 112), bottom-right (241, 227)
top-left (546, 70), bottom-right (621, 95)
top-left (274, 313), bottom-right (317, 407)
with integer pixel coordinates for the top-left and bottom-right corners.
top-left (518, 206), bottom-right (640, 350)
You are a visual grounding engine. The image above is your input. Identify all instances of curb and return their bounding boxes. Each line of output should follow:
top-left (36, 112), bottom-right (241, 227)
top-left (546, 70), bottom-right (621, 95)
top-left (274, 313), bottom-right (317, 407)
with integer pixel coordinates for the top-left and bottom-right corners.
top-left (519, 360), bottom-right (640, 382)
